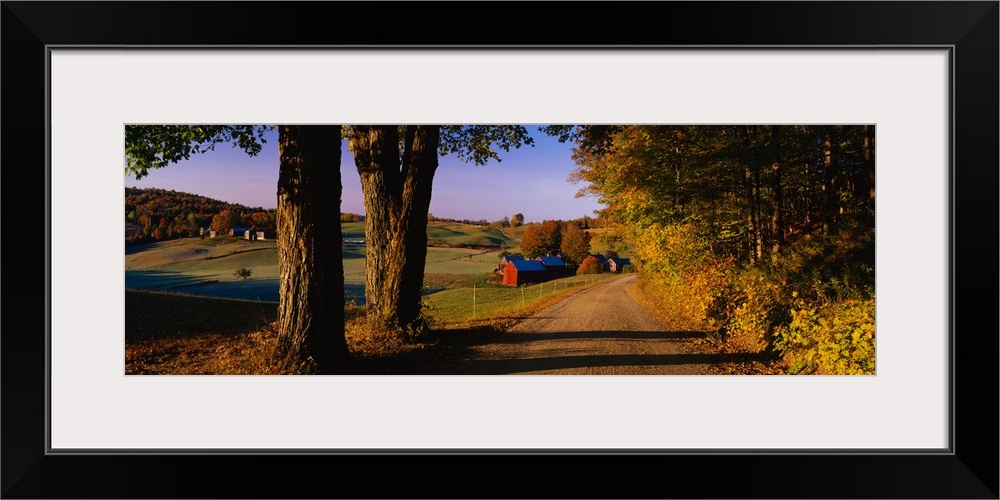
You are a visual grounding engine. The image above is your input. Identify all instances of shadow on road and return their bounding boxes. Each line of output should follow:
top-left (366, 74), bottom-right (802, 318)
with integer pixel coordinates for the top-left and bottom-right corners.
top-left (436, 328), bottom-right (707, 347)
top-left (410, 328), bottom-right (776, 375)
top-left (445, 352), bottom-right (759, 374)
top-left (517, 329), bottom-right (706, 341)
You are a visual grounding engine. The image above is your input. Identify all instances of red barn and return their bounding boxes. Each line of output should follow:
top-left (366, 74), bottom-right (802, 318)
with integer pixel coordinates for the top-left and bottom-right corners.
top-left (503, 259), bottom-right (547, 286)
top-left (494, 254), bottom-right (525, 274)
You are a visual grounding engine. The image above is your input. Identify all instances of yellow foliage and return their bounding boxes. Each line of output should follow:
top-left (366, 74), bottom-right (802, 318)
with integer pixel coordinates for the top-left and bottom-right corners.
top-left (630, 222), bottom-right (733, 330)
top-left (774, 298), bottom-right (875, 375)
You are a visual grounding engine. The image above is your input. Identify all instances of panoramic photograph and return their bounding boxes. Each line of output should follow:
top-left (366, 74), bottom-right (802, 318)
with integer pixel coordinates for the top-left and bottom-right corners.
top-left (124, 125), bottom-right (876, 375)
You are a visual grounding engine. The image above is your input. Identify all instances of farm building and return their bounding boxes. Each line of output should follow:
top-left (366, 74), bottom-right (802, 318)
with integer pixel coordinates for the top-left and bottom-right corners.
top-left (503, 259), bottom-right (547, 286)
top-left (244, 229), bottom-right (275, 241)
top-left (229, 227), bottom-right (249, 237)
top-left (125, 223), bottom-right (143, 239)
top-left (494, 254), bottom-right (525, 274)
top-left (591, 254), bottom-right (609, 270)
top-left (536, 255), bottom-right (567, 279)
top-left (608, 257), bottom-right (631, 273)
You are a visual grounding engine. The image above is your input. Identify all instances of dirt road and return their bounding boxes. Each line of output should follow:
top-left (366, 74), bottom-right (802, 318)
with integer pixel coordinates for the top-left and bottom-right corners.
top-left (433, 274), bottom-right (718, 375)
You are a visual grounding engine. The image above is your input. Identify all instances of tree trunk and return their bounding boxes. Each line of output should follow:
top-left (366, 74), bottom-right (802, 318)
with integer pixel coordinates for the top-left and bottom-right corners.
top-left (753, 161), bottom-right (763, 262)
top-left (864, 124), bottom-right (875, 204)
top-left (397, 126), bottom-right (439, 331)
top-left (351, 125), bottom-right (439, 334)
top-left (673, 146), bottom-right (681, 211)
top-left (770, 125), bottom-right (783, 258)
top-left (274, 125), bottom-right (348, 373)
top-left (822, 126), bottom-right (839, 235)
top-left (741, 127), bottom-right (757, 264)
top-left (803, 160), bottom-right (812, 230)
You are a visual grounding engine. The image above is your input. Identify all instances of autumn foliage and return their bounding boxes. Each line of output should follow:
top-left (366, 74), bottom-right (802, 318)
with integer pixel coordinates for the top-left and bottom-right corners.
top-left (559, 223), bottom-right (591, 266)
top-left (560, 125), bottom-right (876, 374)
top-left (576, 255), bottom-right (604, 275)
top-left (126, 187), bottom-right (275, 245)
top-left (519, 220), bottom-right (562, 259)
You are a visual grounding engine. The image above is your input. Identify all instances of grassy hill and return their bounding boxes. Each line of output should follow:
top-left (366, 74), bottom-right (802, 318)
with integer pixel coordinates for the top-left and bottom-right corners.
top-left (125, 222), bottom-right (520, 304)
top-left (124, 221), bottom-right (631, 307)
top-left (426, 222), bottom-right (515, 247)
top-left (343, 220), bottom-right (515, 248)
top-left (341, 221), bottom-right (366, 240)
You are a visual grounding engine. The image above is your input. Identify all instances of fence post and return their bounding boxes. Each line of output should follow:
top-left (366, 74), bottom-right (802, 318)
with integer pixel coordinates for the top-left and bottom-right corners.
top-left (521, 285), bottom-right (525, 307)
top-left (473, 282), bottom-right (476, 320)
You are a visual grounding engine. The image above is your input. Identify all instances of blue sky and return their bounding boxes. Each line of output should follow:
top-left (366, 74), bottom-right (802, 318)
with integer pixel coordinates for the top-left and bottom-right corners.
top-left (124, 126), bottom-right (604, 223)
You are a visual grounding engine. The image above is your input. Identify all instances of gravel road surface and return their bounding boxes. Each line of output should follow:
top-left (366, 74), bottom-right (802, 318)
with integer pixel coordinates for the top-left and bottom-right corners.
top-left (436, 274), bottom-right (715, 375)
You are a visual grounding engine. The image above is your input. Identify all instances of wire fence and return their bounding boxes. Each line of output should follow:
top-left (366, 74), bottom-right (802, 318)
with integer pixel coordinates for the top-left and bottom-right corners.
top-left (425, 273), bottom-right (621, 324)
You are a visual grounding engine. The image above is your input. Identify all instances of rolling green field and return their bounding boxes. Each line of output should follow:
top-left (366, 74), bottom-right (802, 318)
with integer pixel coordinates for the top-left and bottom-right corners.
top-left (342, 221), bottom-right (516, 247)
top-left (125, 221), bottom-right (631, 327)
top-left (341, 221), bottom-right (366, 240)
top-left (125, 222), bottom-right (522, 305)
top-left (426, 222), bottom-right (515, 247)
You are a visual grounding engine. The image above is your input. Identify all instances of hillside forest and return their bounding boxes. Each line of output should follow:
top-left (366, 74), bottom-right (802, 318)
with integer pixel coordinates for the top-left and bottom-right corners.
top-left (124, 187), bottom-right (274, 243)
top-left (124, 186), bottom-right (599, 246)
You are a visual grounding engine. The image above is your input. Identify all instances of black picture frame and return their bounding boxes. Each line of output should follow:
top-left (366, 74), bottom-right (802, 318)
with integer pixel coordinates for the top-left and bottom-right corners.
top-left (3, 2), bottom-right (997, 498)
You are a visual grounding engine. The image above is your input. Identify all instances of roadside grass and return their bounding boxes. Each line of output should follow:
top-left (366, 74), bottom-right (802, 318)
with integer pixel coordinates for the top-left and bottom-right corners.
top-left (422, 273), bottom-right (483, 293)
top-left (626, 279), bottom-right (786, 375)
top-left (424, 273), bottom-right (621, 330)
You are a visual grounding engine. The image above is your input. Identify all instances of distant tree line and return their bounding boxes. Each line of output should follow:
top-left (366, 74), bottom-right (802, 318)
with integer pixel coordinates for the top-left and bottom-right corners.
top-left (125, 187), bottom-right (276, 245)
top-left (423, 212), bottom-right (603, 232)
top-left (426, 214), bottom-right (491, 226)
top-left (518, 219), bottom-right (592, 266)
